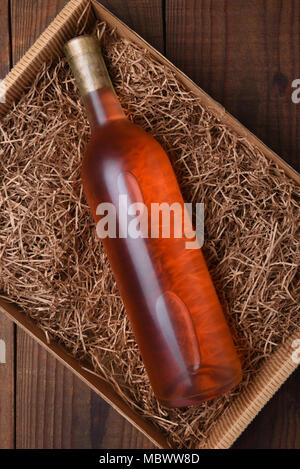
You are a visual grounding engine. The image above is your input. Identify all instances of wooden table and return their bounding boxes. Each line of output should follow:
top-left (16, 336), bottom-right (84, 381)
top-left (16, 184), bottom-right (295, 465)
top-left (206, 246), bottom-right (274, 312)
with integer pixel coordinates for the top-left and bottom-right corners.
top-left (0, 0), bottom-right (299, 449)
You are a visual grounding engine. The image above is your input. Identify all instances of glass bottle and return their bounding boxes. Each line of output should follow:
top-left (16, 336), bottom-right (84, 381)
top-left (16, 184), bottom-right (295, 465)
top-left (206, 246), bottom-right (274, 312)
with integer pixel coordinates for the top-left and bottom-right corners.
top-left (65, 36), bottom-right (242, 408)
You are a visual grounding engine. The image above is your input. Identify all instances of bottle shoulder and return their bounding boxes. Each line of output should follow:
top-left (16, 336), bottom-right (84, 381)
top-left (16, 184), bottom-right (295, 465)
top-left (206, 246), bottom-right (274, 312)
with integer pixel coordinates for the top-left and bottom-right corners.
top-left (86, 118), bottom-right (163, 159)
top-left (81, 117), bottom-right (182, 210)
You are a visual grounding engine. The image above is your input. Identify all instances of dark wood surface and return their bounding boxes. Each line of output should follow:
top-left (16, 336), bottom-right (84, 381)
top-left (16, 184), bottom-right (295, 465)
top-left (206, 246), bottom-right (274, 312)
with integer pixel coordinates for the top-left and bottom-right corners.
top-left (0, 0), bottom-right (299, 449)
top-left (0, 0), bottom-right (15, 450)
top-left (165, 0), bottom-right (300, 171)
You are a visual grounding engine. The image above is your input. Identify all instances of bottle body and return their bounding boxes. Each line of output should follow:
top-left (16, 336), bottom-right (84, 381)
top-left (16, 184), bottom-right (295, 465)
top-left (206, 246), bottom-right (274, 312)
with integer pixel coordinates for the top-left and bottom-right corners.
top-left (82, 99), bottom-right (242, 407)
top-left (64, 36), bottom-right (242, 407)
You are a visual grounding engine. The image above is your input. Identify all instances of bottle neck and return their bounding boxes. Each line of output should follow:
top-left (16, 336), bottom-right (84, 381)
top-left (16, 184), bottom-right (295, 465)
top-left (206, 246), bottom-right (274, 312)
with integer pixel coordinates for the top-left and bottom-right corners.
top-left (64, 36), bottom-right (125, 132)
top-left (82, 87), bottom-right (125, 133)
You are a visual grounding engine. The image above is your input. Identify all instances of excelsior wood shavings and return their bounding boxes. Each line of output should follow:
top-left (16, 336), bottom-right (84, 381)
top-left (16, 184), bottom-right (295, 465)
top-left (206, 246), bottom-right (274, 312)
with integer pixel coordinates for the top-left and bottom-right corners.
top-left (0, 23), bottom-right (299, 448)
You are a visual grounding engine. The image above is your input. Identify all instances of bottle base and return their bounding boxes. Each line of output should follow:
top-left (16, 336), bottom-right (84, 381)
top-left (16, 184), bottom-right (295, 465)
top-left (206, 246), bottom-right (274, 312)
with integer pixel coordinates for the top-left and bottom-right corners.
top-left (158, 374), bottom-right (242, 408)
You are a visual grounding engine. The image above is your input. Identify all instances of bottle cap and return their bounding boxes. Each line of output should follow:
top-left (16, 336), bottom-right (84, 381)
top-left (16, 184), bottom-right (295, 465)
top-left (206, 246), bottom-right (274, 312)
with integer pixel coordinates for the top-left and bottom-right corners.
top-left (64, 35), bottom-right (113, 96)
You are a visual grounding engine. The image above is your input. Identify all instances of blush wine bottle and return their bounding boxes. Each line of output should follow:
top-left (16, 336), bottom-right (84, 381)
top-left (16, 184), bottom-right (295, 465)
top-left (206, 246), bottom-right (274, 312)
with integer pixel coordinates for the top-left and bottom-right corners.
top-left (65, 35), bottom-right (242, 408)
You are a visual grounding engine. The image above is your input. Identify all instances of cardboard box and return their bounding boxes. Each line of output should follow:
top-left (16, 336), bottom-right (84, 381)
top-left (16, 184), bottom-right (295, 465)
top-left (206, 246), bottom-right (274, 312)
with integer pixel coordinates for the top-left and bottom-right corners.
top-left (0, 0), bottom-right (299, 449)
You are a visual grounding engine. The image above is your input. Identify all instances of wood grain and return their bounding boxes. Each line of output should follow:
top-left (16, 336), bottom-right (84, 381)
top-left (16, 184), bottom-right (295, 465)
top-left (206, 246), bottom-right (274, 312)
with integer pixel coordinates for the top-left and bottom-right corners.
top-left (88, 0), bottom-right (300, 449)
top-left (166, 0), bottom-right (300, 448)
top-left (98, 0), bottom-right (164, 52)
top-left (10, 0), bottom-right (70, 65)
top-left (232, 368), bottom-right (300, 449)
top-left (90, 394), bottom-right (156, 449)
top-left (0, 0), bottom-right (11, 76)
top-left (0, 314), bottom-right (15, 449)
top-left (10, 0), bottom-right (93, 450)
top-left (165, 0), bottom-right (300, 171)
top-left (16, 331), bottom-right (91, 448)
top-left (0, 0), bottom-right (15, 451)
top-left (1, 0), bottom-right (298, 450)
top-left (15, 330), bottom-right (156, 449)
top-left (9, 0), bottom-right (154, 449)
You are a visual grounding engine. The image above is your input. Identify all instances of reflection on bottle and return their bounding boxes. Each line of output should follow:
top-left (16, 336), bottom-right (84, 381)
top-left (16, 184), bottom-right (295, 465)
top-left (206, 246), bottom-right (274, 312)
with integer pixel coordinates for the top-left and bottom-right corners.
top-left (117, 171), bottom-right (148, 238)
top-left (156, 291), bottom-right (201, 375)
top-left (117, 171), bottom-right (144, 204)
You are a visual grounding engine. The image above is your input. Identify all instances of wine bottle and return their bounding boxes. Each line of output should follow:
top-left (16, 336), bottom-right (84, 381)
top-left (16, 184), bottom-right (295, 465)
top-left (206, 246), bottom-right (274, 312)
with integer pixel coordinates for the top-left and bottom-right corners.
top-left (64, 35), bottom-right (242, 408)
